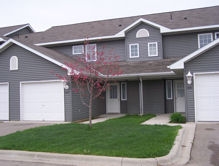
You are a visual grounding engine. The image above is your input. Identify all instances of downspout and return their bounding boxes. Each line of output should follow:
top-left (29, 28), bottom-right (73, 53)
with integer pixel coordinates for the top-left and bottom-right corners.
top-left (139, 77), bottom-right (144, 116)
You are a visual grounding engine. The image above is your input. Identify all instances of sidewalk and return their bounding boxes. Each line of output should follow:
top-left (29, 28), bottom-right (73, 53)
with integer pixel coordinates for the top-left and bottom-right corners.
top-left (0, 114), bottom-right (196, 166)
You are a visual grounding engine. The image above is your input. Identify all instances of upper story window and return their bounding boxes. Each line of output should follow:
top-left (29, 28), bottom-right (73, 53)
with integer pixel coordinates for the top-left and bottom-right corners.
top-left (148, 42), bottom-right (158, 57)
top-left (85, 44), bottom-right (97, 62)
top-left (72, 45), bottom-right (84, 55)
top-left (215, 32), bottom-right (219, 39)
top-left (136, 29), bottom-right (149, 38)
top-left (10, 56), bottom-right (18, 71)
top-left (129, 43), bottom-right (139, 58)
top-left (198, 33), bottom-right (213, 48)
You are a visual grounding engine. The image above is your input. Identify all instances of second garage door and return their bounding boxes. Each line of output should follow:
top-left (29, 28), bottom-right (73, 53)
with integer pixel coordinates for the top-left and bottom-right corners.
top-left (20, 81), bottom-right (65, 121)
top-left (194, 73), bottom-right (219, 121)
top-left (0, 83), bottom-right (9, 120)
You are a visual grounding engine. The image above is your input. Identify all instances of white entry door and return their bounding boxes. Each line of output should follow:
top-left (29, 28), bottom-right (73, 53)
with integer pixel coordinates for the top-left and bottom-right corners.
top-left (174, 80), bottom-right (185, 112)
top-left (106, 83), bottom-right (120, 113)
top-left (0, 83), bottom-right (9, 120)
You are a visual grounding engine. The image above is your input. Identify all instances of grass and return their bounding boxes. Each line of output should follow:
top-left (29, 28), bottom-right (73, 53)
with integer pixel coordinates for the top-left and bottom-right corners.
top-left (0, 115), bottom-right (181, 158)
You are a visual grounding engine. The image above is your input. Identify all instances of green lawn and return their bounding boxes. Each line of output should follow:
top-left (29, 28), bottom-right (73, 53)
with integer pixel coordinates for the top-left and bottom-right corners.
top-left (0, 115), bottom-right (181, 158)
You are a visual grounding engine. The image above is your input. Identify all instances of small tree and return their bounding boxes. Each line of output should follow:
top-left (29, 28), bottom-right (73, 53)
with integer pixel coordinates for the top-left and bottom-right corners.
top-left (57, 41), bottom-right (122, 127)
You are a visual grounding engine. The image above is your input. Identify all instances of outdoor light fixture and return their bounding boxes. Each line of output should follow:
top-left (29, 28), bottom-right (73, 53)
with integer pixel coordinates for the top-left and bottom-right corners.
top-left (63, 81), bottom-right (69, 89)
top-left (186, 71), bottom-right (193, 85)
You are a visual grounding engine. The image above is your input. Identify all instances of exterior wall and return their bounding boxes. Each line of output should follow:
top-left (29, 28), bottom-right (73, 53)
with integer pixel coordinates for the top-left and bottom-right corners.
top-left (48, 40), bottom-right (126, 61)
top-left (7, 28), bottom-right (33, 38)
top-left (163, 30), bottom-right (219, 59)
top-left (184, 45), bottom-right (219, 122)
top-left (125, 23), bottom-right (163, 61)
top-left (0, 44), bottom-right (72, 121)
top-left (71, 82), bottom-right (106, 121)
top-left (143, 80), bottom-right (165, 114)
top-left (127, 81), bottom-right (140, 114)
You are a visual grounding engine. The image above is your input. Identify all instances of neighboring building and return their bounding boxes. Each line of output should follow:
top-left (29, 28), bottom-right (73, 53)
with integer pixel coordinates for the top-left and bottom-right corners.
top-left (0, 6), bottom-right (219, 122)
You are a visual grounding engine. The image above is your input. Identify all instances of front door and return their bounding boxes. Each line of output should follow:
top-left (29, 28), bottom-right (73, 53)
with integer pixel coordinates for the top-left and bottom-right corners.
top-left (106, 83), bottom-right (120, 113)
top-left (174, 80), bottom-right (185, 112)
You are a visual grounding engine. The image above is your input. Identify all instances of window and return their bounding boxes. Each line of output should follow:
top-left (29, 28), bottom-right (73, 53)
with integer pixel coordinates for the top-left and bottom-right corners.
top-left (129, 44), bottom-right (139, 58)
top-left (121, 82), bottom-right (127, 100)
top-left (10, 56), bottom-right (18, 71)
top-left (110, 85), bottom-right (118, 99)
top-left (85, 44), bottom-right (97, 61)
top-left (215, 32), bottom-right (219, 39)
top-left (148, 42), bottom-right (158, 57)
top-left (198, 33), bottom-right (213, 48)
top-left (136, 29), bottom-right (149, 38)
top-left (166, 80), bottom-right (173, 100)
top-left (72, 45), bottom-right (84, 55)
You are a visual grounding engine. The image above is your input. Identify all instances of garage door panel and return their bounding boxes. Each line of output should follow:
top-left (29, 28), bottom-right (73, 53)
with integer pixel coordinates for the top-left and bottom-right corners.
top-left (195, 73), bottom-right (219, 121)
top-left (0, 84), bottom-right (9, 120)
top-left (21, 81), bottom-right (65, 121)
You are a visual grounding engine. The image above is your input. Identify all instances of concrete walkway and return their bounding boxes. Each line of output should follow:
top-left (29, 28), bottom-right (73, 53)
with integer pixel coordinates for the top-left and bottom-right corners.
top-left (0, 114), bottom-right (196, 166)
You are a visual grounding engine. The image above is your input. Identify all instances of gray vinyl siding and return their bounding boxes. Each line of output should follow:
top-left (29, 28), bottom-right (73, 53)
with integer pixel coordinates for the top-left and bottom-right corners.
top-left (0, 44), bottom-right (72, 121)
top-left (163, 33), bottom-right (198, 58)
top-left (127, 81), bottom-right (140, 114)
top-left (125, 23), bottom-right (163, 61)
top-left (48, 40), bottom-right (126, 61)
top-left (143, 80), bottom-right (165, 114)
top-left (185, 45), bottom-right (219, 122)
top-left (7, 28), bottom-right (33, 38)
top-left (71, 82), bottom-right (106, 121)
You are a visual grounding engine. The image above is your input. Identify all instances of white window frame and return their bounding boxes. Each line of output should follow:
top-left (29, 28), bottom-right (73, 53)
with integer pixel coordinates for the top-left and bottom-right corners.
top-left (121, 82), bottom-right (127, 101)
top-left (148, 42), bottom-right (158, 57)
top-left (129, 43), bottom-right (139, 58)
top-left (10, 56), bottom-right (18, 71)
top-left (198, 33), bottom-right (213, 48)
top-left (72, 45), bottom-right (84, 55)
top-left (85, 44), bottom-right (97, 62)
top-left (166, 80), bottom-right (173, 100)
top-left (215, 32), bottom-right (219, 39)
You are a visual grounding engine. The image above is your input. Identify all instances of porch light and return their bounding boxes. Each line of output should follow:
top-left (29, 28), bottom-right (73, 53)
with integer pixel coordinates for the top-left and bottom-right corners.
top-left (186, 71), bottom-right (193, 85)
top-left (63, 81), bottom-right (69, 89)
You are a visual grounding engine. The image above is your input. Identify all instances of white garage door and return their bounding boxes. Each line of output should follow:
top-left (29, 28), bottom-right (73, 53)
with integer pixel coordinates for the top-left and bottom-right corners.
top-left (0, 83), bottom-right (9, 120)
top-left (20, 81), bottom-right (65, 121)
top-left (195, 73), bottom-right (219, 121)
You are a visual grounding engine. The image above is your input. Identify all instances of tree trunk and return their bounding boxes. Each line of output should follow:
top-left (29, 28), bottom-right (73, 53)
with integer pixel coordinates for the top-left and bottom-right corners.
top-left (89, 89), bottom-right (93, 128)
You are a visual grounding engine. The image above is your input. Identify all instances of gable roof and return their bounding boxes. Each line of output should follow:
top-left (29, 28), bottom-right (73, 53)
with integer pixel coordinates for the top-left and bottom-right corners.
top-left (0, 24), bottom-right (34, 37)
top-left (0, 39), bottom-right (73, 74)
top-left (16, 6), bottom-right (219, 46)
top-left (168, 38), bottom-right (219, 70)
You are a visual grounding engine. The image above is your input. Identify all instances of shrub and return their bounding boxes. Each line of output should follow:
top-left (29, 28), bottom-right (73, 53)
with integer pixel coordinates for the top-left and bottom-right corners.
top-left (170, 113), bottom-right (186, 123)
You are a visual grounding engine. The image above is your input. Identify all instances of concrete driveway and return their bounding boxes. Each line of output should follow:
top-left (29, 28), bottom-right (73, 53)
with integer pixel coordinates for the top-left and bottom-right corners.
top-left (0, 121), bottom-right (62, 137)
top-left (187, 123), bottom-right (219, 166)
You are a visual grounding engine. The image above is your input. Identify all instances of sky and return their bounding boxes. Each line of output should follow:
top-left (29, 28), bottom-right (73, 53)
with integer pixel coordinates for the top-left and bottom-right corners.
top-left (1, 0), bottom-right (219, 32)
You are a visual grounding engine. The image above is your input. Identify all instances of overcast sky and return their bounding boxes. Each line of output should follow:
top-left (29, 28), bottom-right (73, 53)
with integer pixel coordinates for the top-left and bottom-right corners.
top-left (1, 0), bottom-right (219, 32)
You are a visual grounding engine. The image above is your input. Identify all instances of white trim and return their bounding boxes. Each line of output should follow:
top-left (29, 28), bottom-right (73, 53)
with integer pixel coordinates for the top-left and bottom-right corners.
top-left (35, 35), bottom-right (123, 46)
top-left (198, 33), bottom-right (213, 48)
top-left (20, 80), bottom-right (65, 121)
top-left (0, 39), bottom-right (72, 75)
top-left (168, 38), bottom-right (219, 70)
top-left (148, 42), bottom-right (158, 57)
top-left (163, 24), bottom-right (219, 34)
top-left (129, 43), bottom-right (139, 58)
top-left (121, 82), bottom-right (127, 101)
top-left (0, 38), bottom-right (6, 42)
top-left (116, 18), bottom-right (170, 36)
top-left (215, 32), bottom-right (219, 39)
top-left (3, 24), bottom-right (35, 37)
top-left (0, 82), bottom-right (9, 120)
top-left (193, 71), bottom-right (219, 122)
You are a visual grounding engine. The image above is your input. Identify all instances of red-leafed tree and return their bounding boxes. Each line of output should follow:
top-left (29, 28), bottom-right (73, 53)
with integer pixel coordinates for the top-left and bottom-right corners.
top-left (57, 40), bottom-right (122, 127)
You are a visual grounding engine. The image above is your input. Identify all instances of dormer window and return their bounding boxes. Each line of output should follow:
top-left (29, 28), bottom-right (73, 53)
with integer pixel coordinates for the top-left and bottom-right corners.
top-left (10, 56), bottom-right (18, 71)
top-left (136, 29), bottom-right (149, 38)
